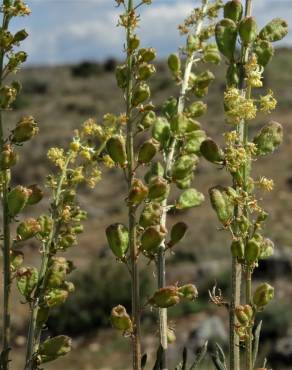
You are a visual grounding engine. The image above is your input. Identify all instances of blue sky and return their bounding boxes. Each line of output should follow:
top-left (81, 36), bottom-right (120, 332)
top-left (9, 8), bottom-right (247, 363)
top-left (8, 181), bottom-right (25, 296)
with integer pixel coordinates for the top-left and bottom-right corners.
top-left (10, 0), bottom-right (292, 65)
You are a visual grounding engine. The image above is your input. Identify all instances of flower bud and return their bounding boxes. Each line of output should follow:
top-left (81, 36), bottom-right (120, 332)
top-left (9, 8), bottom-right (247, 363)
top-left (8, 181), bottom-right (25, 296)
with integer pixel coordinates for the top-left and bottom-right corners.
top-left (177, 188), bottom-right (205, 210)
top-left (139, 202), bottom-right (162, 228)
top-left (187, 101), bottom-right (207, 118)
top-left (185, 130), bottom-right (207, 155)
top-left (13, 29), bottom-right (28, 43)
top-left (106, 223), bottom-right (129, 259)
top-left (202, 43), bottom-right (221, 65)
top-left (16, 218), bottom-right (41, 241)
top-left (152, 117), bottom-right (171, 147)
top-left (253, 283), bottom-right (274, 308)
top-left (138, 63), bottom-right (155, 80)
top-left (231, 239), bottom-right (245, 259)
top-left (224, 1), bottom-right (243, 23)
top-left (259, 238), bottom-right (274, 259)
top-left (140, 225), bottom-right (166, 254)
top-left (7, 185), bottom-right (31, 217)
top-left (253, 121), bottom-right (283, 156)
top-left (106, 135), bottom-right (127, 167)
top-left (209, 186), bottom-right (234, 225)
top-left (16, 266), bottom-right (38, 298)
top-left (38, 336), bottom-right (72, 364)
top-left (139, 111), bottom-right (156, 130)
top-left (245, 238), bottom-right (261, 265)
top-left (169, 222), bottom-right (188, 247)
top-left (239, 17), bottom-right (258, 46)
top-left (37, 215), bottom-right (53, 238)
top-left (254, 40), bottom-right (274, 67)
top-left (27, 184), bottom-right (43, 205)
top-left (0, 85), bottom-right (17, 108)
top-left (200, 139), bottom-right (224, 164)
top-left (172, 155), bottom-right (198, 181)
top-left (0, 144), bottom-right (18, 170)
top-left (138, 48), bottom-right (156, 63)
top-left (110, 305), bottom-right (133, 332)
top-left (128, 179), bottom-right (148, 205)
top-left (168, 53), bottom-right (181, 75)
top-left (259, 18), bottom-right (288, 43)
top-left (215, 19), bottom-right (238, 60)
top-left (11, 116), bottom-right (38, 143)
top-left (115, 65), bottom-right (128, 89)
top-left (44, 289), bottom-right (69, 307)
top-left (226, 63), bottom-right (240, 86)
top-left (138, 139), bottom-right (158, 164)
top-left (235, 305), bottom-right (250, 325)
top-left (187, 35), bottom-right (200, 53)
top-left (10, 250), bottom-right (24, 271)
top-left (148, 176), bottom-right (169, 201)
top-left (132, 83), bottom-right (150, 106)
top-left (47, 257), bottom-right (69, 289)
top-left (129, 34), bottom-right (140, 51)
top-left (178, 284), bottom-right (198, 301)
top-left (149, 286), bottom-right (180, 308)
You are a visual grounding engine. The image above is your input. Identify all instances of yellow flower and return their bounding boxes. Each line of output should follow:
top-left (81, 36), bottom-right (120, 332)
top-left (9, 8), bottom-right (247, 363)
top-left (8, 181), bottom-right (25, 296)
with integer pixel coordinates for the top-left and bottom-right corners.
top-left (103, 154), bottom-right (115, 168)
top-left (259, 90), bottom-right (277, 114)
top-left (224, 88), bottom-right (257, 124)
top-left (47, 148), bottom-right (66, 168)
top-left (245, 54), bottom-right (263, 88)
top-left (258, 177), bottom-right (274, 192)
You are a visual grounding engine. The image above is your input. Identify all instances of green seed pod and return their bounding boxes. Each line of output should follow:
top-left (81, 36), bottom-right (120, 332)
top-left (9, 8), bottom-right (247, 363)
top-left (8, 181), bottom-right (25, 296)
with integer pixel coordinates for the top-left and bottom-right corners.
top-left (111, 305), bottom-right (133, 332)
top-left (175, 174), bottom-right (193, 190)
top-left (162, 97), bottom-right (177, 118)
top-left (238, 215), bottom-right (250, 235)
top-left (0, 144), bottom-right (18, 170)
top-left (138, 63), bottom-right (156, 80)
top-left (259, 18), bottom-right (288, 42)
top-left (129, 34), bottom-right (140, 51)
top-left (170, 113), bottom-right (190, 135)
top-left (202, 43), bottom-right (221, 65)
top-left (226, 63), bottom-right (240, 86)
top-left (215, 19), bottom-right (238, 60)
top-left (128, 179), bottom-right (148, 205)
top-left (140, 225), bottom-right (166, 254)
top-left (235, 305), bottom-right (250, 325)
top-left (38, 215), bottom-right (53, 238)
top-left (209, 186), bottom-right (234, 225)
top-left (259, 238), bottom-right (274, 259)
top-left (200, 139), bottom-right (224, 163)
top-left (44, 289), bottom-right (69, 307)
top-left (46, 257), bottom-right (69, 289)
top-left (253, 121), bottom-right (283, 156)
top-left (194, 70), bottom-right (215, 89)
top-left (11, 115), bottom-right (38, 143)
top-left (138, 139), bottom-right (158, 164)
top-left (38, 336), bottom-right (72, 364)
top-left (172, 155), bottom-right (198, 181)
top-left (144, 161), bottom-right (165, 184)
top-left (106, 135), bottom-right (127, 167)
top-left (148, 176), bottom-right (169, 201)
top-left (138, 47), bottom-right (157, 63)
top-left (13, 29), bottom-right (28, 43)
top-left (224, 0), bottom-right (243, 23)
top-left (187, 101), bottom-right (207, 118)
top-left (231, 239), bottom-right (245, 259)
top-left (253, 283), bottom-right (274, 308)
top-left (187, 34), bottom-right (200, 53)
top-left (27, 184), bottom-right (43, 205)
top-left (152, 117), bottom-right (171, 147)
top-left (139, 202), bottom-right (162, 228)
top-left (178, 284), bottom-right (198, 301)
top-left (253, 40), bottom-right (274, 67)
top-left (0, 85), bottom-right (17, 109)
top-left (245, 238), bottom-right (261, 265)
top-left (106, 223), bottom-right (129, 259)
top-left (177, 188), bottom-right (205, 210)
top-left (243, 304), bottom-right (254, 320)
top-left (149, 286), bottom-right (180, 308)
top-left (169, 222), bottom-right (188, 247)
top-left (139, 111), bottom-right (156, 130)
top-left (7, 185), bottom-right (30, 217)
top-left (115, 64), bottom-right (128, 89)
top-left (10, 250), bottom-right (24, 271)
top-left (239, 17), bottom-right (258, 46)
top-left (167, 328), bottom-right (176, 344)
top-left (167, 53), bottom-right (181, 75)
top-left (16, 266), bottom-right (38, 298)
top-left (16, 218), bottom-right (41, 241)
top-left (185, 130), bottom-right (207, 155)
top-left (132, 83), bottom-right (150, 106)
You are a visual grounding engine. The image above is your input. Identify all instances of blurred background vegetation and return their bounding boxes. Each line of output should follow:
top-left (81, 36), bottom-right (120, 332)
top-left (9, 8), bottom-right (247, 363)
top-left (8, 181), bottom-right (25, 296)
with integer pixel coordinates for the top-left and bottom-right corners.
top-left (1, 49), bottom-right (292, 369)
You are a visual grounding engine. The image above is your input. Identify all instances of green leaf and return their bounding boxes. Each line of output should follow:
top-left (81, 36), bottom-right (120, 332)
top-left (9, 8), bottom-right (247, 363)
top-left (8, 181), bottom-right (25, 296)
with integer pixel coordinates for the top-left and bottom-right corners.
top-left (189, 341), bottom-right (208, 370)
top-left (177, 189), bottom-right (205, 210)
top-left (38, 335), bottom-right (72, 364)
top-left (253, 320), bottom-right (262, 368)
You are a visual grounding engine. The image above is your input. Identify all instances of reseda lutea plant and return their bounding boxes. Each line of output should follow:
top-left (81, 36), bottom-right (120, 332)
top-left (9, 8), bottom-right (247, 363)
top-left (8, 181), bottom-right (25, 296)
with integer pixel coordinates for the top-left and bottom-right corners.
top-left (200, 1), bottom-right (287, 369)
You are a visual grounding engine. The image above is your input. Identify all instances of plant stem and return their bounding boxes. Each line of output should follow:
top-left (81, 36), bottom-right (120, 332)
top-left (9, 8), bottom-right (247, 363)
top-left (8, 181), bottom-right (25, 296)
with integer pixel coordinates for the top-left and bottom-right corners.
top-left (125, 1), bottom-right (141, 370)
top-left (245, 267), bottom-right (252, 370)
top-left (0, 10), bottom-right (12, 370)
top-left (157, 3), bottom-right (208, 369)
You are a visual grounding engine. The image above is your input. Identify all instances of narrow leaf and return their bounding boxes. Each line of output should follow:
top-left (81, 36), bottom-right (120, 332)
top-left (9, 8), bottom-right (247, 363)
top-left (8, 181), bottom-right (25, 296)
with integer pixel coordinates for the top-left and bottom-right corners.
top-left (152, 346), bottom-right (162, 370)
top-left (189, 341), bottom-right (208, 370)
top-left (182, 347), bottom-right (188, 370)
top-left (253, 320), bottom-right (263, 368)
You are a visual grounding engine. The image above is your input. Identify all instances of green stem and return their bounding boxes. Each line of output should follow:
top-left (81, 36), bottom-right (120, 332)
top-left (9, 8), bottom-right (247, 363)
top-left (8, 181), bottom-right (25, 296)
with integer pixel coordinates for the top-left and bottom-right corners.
top-left (0, 10), bottom-right (12, 370)
top-left (157, 3), bottom-right (209, 369)
top-left (245, 268), bottom-right (252, 370)
top-left (125, 2), bottom-right (141, 370)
